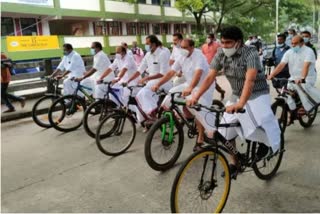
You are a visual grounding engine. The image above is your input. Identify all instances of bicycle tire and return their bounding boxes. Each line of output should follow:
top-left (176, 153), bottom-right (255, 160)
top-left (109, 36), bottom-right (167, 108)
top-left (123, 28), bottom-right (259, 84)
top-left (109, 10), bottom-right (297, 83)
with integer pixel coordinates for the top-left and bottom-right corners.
top-left (83, 99), bottom-right (117, 138)
top-left (252, 133), bottom-right (285, 180)
top-left (298, 106), bottom-right (318, 128)
top-left (271, 100), bottom-right (288, 133)
top-left (48, 95), bottom-right (86, 132)
top-left (95, 111), bottom-right (136, 156)
top-left (32, 95), bottom-right (61, 128)
top-left (144, 116), bottom-right (184, 171)
top-left (171, 148), bottom-right (231, 213)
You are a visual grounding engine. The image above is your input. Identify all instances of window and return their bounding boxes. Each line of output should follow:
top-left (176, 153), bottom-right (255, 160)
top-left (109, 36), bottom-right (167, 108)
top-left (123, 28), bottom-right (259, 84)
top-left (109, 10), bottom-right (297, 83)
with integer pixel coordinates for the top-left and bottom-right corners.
top-left (162, 0), bottom-right (171, 7)
top-left (161, 23), bottom-right (170, 34)
top-left (181, 24), bottom-right (187, 34)
top-left (107, 21), bottom-right (122, 36)
top-left (152, 23), bottom-right (161, 34)
top-left (1, 17), bottom-right (14, 36)
top-left (94, 21), bottom-right (106, 35)
top-left (138, 0), bottom-right (146, 3)
top-left (20, 18), bottom-right (38, 35)
top-left (174, 24), bottom-right (181, 33)
top-left (139, 23), bottom-right (149, 35)
top-left (127, 23), bottom-right (137, 35)
top-left (151, 0), bottom-right (161, 5)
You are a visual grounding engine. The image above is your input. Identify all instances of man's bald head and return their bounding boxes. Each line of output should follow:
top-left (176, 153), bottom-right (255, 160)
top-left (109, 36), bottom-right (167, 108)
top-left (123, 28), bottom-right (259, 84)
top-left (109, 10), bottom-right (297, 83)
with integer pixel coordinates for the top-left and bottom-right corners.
top-left (291, 35), bottom-right (304, 47)
top-left (181, 39), bottom-right (195, 48)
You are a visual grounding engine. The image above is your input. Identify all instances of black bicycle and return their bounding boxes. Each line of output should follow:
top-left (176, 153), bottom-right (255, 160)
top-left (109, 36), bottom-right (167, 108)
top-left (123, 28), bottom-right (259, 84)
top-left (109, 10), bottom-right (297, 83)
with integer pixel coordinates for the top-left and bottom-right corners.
top-left (48, 79), bottom-right (95, 132)
top-left (144, 91), bottom-right (224, 171)
top-left (171, 104), bottom-right (285, 213)
top-left (271, 78), bottom-right (318, 132)
top-left (32, 76), bottom-right (62, 128)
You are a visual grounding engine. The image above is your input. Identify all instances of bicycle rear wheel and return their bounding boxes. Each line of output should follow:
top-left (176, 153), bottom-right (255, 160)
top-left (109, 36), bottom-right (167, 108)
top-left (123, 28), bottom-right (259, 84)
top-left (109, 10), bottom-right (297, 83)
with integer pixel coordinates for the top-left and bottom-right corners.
top-left (298, 106), bottom-right (318, 128)
top-left (144, 116), bottom-right (184, 171)
top-left (171, 148), bottom-right (231, 213)
top-left (32, 95), bottom-right (61, 128)
top-left (95, 111), bottom-right (136, 156)
top-left (83, 99), bottom-right (117, 138)
top-left (48, 95), bottom-right (86, 132)
top-left (252, 133), bottom-right (285, 180)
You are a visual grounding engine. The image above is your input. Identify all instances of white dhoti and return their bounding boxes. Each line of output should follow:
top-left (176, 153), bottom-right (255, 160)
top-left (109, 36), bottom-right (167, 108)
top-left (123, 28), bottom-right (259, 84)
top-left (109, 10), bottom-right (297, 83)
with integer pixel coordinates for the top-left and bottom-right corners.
top-left (135, 79), bottom-right (173, 122)
top-left (172, 74), bottom-right (186, 87)
top-left (63, 77), bottom-right (93, 97)
top-left (218, 94), bottom-right (281, 152)
top-left (287, 80), bottom-right (320, 112)
top-left (162, 82), bottom-right (216, 133)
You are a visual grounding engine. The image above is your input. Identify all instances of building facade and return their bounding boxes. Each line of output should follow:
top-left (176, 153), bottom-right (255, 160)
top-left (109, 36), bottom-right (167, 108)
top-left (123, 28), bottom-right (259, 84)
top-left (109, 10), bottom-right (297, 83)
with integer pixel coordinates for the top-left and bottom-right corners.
top-left (1, 0), bottom-right (215, 61)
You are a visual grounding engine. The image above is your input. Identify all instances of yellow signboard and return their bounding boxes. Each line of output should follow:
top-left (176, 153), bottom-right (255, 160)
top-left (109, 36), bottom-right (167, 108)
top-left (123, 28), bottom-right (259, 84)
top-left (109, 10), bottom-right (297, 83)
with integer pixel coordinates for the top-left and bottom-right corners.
top-left (6, 36), bottom-right (60, 52)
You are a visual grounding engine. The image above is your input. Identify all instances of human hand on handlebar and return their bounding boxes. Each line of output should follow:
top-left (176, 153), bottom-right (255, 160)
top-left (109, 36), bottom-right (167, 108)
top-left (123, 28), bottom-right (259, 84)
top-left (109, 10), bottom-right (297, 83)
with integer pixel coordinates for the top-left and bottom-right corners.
top-left (186, 95), bottom-right (199, 107)
top-left (151, 84), bottom-right (159, 92)
top-left (182, 87), bottom-right (192, 97)
top-left (226, 102), bottom-right (245, 114)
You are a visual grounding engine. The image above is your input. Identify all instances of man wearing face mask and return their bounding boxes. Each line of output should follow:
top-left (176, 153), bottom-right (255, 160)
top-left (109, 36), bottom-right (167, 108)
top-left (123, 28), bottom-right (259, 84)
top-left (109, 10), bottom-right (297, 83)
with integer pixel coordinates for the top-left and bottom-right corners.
top-left (74, 42), bottom-right (111, 98)
top-left (271, 33), bottom-right (290, 89)
top-left (170, 33), bottom-right (186, 87)
top-left (285, 29), bottom-right (296, 47)
top-left (301, 31), bottom-right (317, 59)
top-left (269, 35), bottom-right (320, 123)
top-left (51, 43), bottom-right (86, 96)
top-left (126, 35), bottom-right (172, 126)
top-left (131, 41), bottom-right (144, 66)
top-left (152, 38), bottom-right (216, 151)
top-left (188, 26), bottom-right (281, 178)
top-left (96, 46), bottom-right (138, 105)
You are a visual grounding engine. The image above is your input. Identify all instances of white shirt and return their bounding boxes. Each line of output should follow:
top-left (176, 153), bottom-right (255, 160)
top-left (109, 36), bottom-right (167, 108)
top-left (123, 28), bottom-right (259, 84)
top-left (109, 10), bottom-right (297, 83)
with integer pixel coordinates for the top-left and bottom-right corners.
top-left (92, 51), bottom-right (111, 80)
top-left (109, 54), bottom-right (137, 83)
top-left (170, 46), bottom-right (181, 62)
top-left (57, 51), bottom-right (85, 78)
top-left (171, 49), bottom-right (209, 84)
top-left (138, 47), bottom-right (170, 75)
top-left (281, 45), bottom-right (316, 81)
top-left (127, 49), bottom-right (134, 58)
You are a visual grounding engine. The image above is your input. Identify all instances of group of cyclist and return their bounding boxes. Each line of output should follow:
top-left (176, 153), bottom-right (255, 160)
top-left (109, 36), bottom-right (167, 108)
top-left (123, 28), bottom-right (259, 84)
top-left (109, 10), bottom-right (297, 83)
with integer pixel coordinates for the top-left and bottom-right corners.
top-left (49, 25), bottom-right (320, 178)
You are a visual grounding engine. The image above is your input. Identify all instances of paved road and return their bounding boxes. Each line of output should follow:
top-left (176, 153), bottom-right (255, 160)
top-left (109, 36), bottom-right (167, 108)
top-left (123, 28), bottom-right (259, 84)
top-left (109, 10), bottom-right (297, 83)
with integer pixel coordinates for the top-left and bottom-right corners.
top-left (2, 75), bottom-right (320, 213)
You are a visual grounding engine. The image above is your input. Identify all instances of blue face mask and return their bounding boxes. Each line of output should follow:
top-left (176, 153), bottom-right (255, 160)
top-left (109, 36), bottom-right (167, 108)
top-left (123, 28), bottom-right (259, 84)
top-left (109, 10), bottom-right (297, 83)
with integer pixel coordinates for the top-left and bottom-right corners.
top-left (292, 46), bottom-right (301, 53)
top-left (303, 37), bottom-right (310, 43)
top-left (276, 42), bottom-right (285, 48)
top-left (90, 48), bottom-right (96, 55)
top-left (145, 45), bottom-right (150, 52)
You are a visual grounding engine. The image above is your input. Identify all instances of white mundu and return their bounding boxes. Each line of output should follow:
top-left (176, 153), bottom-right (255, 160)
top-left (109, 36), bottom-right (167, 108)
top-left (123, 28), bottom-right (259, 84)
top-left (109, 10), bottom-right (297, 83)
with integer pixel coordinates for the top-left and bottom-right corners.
top-left (170, 46), bottom-right (186, 86)
top-left (281, 45), bottom-right (320, 111)
top-left (162, 49), bottom-right (215, 130)
top-left (57, 51), bottom-right (86, 95)
top-left (135, 47), bottom-right (172, 122)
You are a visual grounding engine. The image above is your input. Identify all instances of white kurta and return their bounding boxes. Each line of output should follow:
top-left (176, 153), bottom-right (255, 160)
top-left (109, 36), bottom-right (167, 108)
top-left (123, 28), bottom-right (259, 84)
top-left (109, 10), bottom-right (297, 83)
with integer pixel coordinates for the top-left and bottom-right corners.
top-left (281, 46), bottom-right (320, 111)
top-left (170, 46), bottom-right (186, 86)
top-left (162, 49), bottom-right (215, 129)
top-left (57, 51), bottom-right (86, 96)
top-left (135, 47), bottom-right (172, 122)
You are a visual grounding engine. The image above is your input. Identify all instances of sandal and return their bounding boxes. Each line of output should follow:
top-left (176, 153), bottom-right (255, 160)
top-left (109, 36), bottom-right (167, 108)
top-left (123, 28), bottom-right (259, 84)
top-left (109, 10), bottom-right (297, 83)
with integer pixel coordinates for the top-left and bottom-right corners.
top-left (193, 142), bottom-right (203, 152)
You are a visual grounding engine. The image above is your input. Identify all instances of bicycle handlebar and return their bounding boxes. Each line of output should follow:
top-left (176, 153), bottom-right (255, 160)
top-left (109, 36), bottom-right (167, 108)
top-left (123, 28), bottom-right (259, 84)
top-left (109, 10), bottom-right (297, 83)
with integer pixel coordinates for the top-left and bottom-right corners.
top-left (190, 103), bottom-right (245, 114)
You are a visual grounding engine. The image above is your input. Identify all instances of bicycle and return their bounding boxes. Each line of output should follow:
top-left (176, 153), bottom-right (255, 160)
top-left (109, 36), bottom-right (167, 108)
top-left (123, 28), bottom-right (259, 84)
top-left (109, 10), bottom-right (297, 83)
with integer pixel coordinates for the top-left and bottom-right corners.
top-left (48, 79), bottom-right (95, 132)
top-left (170, 104), bottom-right (285, 213)
top-left (271, 78), bottom-right (318, 133)
top-left (32, 76), bottom-right (62, 128)
top-left (144, 91), bottom-right (224, 171)
top-left (94, 83), bottom-right (147, 156)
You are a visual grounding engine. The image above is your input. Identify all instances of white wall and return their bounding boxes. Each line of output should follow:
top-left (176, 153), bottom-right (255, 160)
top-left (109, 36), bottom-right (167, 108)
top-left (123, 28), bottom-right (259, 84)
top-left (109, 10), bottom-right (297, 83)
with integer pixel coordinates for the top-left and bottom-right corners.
top-left (1, 0), bottom-right (54, 7)
top-left (164, 7), bottom-right (182, 17)
top-left (63, 37), bottom-right (104, 48)
top-left (109, 36), bottom-right (137, 46)
top-left (146, 0), bottom-right (152, 4)
top-left (105, 0), bottom-right (135, 14)
top-left (41, 20), bottom-right (50, 35)
top-left (138, 4), bottom-right (161, 16)
top-left (60, 0), bottom-right (100, 11)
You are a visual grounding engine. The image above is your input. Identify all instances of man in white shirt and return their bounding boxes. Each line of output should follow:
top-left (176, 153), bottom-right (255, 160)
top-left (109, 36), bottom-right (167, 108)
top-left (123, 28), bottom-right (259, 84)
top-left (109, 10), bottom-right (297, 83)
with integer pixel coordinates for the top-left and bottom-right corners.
top-left (152, 39), bottom-right (215, 151)
top-left (96, 46), bottom-right (139, 106)
top-left (170, 33), bottom-right (186, 87)
top-left (51, 43), bottom-right (86, 95)
top-left (126, 35), bottom-right (172, 124)
top-left (75, 42), bottom-right (111, 98)
top-left (269, 35), bottom-right (320, 116)
top-left (122, 42), bottom-right (134, 58)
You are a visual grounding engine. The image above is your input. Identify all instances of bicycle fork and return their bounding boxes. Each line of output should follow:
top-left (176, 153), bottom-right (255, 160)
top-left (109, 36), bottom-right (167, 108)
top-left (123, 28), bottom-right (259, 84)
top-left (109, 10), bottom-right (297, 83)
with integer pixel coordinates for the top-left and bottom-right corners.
top-left (161, 112), bottom-right (175, 144)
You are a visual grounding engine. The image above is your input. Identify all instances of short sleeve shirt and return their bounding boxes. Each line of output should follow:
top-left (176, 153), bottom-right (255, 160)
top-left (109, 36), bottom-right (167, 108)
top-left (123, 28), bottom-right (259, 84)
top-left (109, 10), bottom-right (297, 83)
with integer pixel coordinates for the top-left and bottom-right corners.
top-left (57, 51), bottom-right (86, 78)
top-left (109, 54), bottom-right (137, 82)
top-left (92, 51), bottom-right (111, 80)
top-left (137, 47), bottom-right (170, 75)
top-left (211, 46), bottom-right (269, 99)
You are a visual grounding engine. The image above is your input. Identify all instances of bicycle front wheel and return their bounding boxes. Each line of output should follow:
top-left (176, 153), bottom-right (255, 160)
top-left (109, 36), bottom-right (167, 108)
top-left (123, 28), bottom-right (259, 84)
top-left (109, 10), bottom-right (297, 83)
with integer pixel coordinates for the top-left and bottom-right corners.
top-left (95, 111), bottom-right (136, 156)
top-left (32, 95), bottom-right (61, 128)
top-left (271, 100), bottom-right (288, 133)
top-left (48, 95), bottom-right (86, 132)
top-left (144, 116), bottom-right (184, 171)
top-left (171, 148), bottom-right (231, 213)
top-left (83, 99), bottom-right (117, 138)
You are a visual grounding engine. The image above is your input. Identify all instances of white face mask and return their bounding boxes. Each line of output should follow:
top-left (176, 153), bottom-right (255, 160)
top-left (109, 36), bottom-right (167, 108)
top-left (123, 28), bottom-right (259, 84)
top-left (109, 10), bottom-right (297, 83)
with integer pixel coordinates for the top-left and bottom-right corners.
top-left (115, 53), bottom-right (122, 60)
top-left (180, 48), bottom-right (190, 57)
top-left (222, 42), bottom-right (238, 57)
